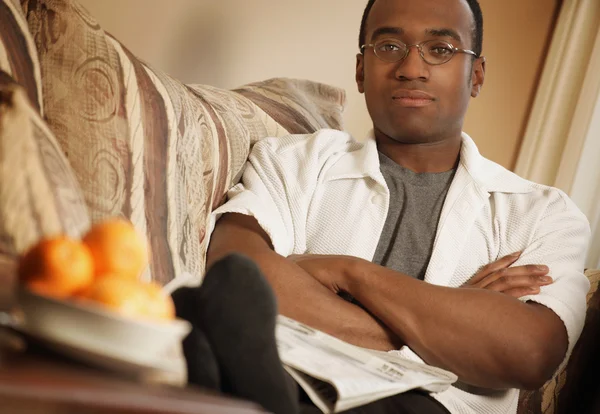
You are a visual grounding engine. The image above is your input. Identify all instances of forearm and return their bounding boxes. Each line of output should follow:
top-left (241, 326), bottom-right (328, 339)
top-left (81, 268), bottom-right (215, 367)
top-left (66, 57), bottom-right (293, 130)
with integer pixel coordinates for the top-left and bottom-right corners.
top-left (207, 215), bottom-right (402, 350)
top-left (347, 259), bottom-right (567, 389)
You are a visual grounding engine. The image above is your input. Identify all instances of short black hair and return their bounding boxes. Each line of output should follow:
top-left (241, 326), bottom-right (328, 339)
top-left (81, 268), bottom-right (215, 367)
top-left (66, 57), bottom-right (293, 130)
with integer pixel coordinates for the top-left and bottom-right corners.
top-left (358, 0), bottom-right (484, 57)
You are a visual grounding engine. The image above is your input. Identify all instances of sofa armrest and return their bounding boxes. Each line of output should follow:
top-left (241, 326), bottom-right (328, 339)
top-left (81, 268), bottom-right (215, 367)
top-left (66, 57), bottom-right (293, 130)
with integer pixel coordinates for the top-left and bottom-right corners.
top-left (518, 269), bottom-right (600, 414)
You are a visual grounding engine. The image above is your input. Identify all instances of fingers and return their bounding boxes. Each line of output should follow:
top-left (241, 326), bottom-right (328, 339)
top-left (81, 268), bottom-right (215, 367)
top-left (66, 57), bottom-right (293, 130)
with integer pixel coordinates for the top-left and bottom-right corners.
top-left (464, 253), bottom-right (553, 299)
top-left (501, 286), bottom-right (542, 299)
top-left (476, 264), bottom-right (550, 289)
top-left (467, 251), bottom-right (522, 285)
top-left (477, 266), bottom-right (552, 292)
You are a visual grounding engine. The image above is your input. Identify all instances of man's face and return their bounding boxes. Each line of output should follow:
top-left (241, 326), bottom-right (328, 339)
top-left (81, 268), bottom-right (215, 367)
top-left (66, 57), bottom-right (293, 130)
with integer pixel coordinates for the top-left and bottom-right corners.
top-left (356, 0), bottom-right (485, 144)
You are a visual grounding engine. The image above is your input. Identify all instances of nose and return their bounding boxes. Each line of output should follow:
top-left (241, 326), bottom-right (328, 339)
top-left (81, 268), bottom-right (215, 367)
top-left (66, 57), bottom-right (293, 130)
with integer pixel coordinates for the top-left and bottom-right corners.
top-left (395, 45), bottom-right (429, 81)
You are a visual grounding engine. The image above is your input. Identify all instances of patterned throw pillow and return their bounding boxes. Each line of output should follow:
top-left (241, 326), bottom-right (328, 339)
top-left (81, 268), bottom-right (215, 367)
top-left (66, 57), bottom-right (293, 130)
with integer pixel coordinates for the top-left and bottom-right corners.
top-left (518, 269), bottom-right (600, 414)
top-left (0, 72), bottom-right (90, 259)
top-left (22, 0), bottom-right (346, 285)
top-left (0, 0), bottom-right (42, 112)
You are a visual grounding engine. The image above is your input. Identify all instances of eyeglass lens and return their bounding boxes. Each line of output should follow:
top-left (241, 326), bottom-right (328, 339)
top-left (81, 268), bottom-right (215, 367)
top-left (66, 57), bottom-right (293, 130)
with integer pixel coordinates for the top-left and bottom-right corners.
top-left (373, 40), bottom-right (456, 65)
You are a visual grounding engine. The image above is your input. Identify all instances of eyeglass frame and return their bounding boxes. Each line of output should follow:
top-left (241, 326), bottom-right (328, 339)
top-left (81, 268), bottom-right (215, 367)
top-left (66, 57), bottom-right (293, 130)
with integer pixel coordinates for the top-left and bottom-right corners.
top-left (360, 39), bottom-right (480, 66)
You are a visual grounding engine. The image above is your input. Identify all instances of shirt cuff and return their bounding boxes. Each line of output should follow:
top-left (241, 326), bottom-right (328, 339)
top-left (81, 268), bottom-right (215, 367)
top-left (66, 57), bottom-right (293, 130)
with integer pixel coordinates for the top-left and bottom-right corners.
top-left (208, 183), bottom-right (293, 257)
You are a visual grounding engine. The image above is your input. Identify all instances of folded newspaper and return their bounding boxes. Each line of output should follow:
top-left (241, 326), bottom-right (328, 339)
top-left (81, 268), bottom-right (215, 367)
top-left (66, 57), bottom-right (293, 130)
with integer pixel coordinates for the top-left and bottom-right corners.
top-left (276, 316), bottom-right (457, 413)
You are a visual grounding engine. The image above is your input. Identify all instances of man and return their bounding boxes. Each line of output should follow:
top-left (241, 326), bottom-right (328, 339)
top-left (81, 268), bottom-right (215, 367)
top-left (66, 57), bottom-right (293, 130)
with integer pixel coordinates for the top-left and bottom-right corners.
top-left (205, 0), bottom-right (591, 412)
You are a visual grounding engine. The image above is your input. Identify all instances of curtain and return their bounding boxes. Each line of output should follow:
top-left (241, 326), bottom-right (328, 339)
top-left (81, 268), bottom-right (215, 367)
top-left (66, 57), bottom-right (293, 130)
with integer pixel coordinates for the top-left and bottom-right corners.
top-left (515, 0), bottom-right (600, 268)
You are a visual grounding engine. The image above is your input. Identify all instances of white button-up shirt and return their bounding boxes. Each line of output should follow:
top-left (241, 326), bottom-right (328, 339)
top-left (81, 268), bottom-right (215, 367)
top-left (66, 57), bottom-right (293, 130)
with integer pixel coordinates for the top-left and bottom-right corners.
top-left (210, 129), bottom-right (590, 414)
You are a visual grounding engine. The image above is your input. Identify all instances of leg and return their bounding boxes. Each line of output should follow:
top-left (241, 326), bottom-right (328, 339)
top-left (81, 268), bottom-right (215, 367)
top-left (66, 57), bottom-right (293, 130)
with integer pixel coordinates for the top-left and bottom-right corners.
top-left (172, 254), bottom-right (299, 414)
top-left (298, 384), bottom-right (449, 414)
top-left (172, 288), bottom-right (221, 390)
top-left (340, 390), bottom-right (451, 414)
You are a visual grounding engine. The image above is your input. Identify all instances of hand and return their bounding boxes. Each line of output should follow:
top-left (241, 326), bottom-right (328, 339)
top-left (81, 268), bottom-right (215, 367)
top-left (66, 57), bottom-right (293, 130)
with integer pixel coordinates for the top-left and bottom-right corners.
top-left (463, 252), bottom-right (552, 298)
top-left (287, 254), bottom-right (357, 294)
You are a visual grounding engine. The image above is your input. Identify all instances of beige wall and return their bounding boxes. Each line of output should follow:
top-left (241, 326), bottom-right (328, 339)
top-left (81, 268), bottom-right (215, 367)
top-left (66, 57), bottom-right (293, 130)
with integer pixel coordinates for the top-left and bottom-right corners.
top-left (77, 0), bottom-right (558, 169)
top-left (470, 0), bottom-right (559, 169)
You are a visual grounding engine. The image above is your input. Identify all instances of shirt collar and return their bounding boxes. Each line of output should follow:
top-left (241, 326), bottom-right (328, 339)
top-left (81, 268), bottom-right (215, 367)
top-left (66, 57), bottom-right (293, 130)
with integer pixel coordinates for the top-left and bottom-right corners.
top-left (460, 132), bottom-right (534, 193)
top-left (323, 131), bottom-right (382, 182)
top-left (324, 130), bottom-right (534, 194)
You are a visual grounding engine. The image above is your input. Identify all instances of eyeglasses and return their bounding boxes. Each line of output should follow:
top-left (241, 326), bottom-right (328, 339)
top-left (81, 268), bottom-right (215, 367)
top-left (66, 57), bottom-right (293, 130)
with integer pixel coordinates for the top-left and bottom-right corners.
top-left (360, 39), bottom-right (479, 66)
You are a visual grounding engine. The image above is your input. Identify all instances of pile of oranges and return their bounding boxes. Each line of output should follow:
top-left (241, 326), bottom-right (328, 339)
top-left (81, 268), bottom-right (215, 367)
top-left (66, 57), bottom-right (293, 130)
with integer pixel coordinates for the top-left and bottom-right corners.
top-left (18, 219), bottom-right (175, 322)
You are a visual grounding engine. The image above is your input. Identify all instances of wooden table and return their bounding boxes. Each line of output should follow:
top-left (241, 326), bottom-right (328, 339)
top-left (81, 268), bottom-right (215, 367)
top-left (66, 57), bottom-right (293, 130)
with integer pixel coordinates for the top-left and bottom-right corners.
top-left (0, 255), bottom-right (266, 414)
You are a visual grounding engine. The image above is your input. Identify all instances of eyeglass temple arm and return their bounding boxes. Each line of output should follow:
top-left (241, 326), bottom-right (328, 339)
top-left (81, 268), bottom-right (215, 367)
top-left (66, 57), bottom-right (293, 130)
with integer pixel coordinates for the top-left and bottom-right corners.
top-left (456, 47), bottom-right (479, 57)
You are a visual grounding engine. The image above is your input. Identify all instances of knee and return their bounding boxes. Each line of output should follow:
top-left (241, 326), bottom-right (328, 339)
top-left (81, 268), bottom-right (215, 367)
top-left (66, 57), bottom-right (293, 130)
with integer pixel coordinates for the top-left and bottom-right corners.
top-left (205, 253), bottom-right (276, 305)
top-left (209, 253), bottom-right (258, 275)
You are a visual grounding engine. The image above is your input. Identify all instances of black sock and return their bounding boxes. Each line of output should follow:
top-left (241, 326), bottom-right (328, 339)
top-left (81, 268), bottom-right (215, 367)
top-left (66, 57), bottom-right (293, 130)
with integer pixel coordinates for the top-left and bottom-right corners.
top-left (192, 253), bottom-right (299, 414)
top-left (172, 288), bottom-right (221, 390)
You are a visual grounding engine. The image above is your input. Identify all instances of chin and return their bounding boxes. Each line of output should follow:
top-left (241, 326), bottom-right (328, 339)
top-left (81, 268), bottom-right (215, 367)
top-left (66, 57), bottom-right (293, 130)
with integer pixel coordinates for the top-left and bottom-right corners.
top-left (379, 124), bottom-right (440, 145)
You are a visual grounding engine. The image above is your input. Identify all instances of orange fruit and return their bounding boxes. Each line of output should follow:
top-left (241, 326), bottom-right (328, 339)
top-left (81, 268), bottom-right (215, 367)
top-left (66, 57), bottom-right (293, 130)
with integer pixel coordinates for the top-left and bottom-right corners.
top-left (83, 219), bottom-right (148, 280)
top-left (78, 274), bottom-right (175, 322)
top-left (18, 236), bottom-right (95, 299)
top-left (143, 282), bottom-right (176, 321)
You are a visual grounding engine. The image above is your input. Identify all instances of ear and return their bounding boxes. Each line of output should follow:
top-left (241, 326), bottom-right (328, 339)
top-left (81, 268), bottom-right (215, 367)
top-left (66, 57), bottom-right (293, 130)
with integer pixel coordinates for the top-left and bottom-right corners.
top-left (471, 56), bottom-right (486, 98)
top-left (356, 53), bottom-right (365, 94)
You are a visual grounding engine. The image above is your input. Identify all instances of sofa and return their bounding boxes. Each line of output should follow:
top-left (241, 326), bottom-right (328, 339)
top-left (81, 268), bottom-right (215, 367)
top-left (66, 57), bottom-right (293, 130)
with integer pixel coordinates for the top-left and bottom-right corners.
top-left (0, 0), bottom-right (598, 412)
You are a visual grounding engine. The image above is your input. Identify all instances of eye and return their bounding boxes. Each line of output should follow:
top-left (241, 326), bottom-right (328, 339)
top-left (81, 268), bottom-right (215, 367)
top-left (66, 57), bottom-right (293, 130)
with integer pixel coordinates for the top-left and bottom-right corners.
top-left (376, 41), bottom-right (403, 53)
top-left (429, 44), bottom-right (454, 56)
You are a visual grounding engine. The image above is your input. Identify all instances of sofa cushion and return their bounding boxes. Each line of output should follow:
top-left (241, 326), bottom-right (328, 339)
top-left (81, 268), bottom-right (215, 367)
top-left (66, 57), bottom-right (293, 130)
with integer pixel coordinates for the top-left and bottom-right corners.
top-left (0, 0), bottom-right (41, 111)
top-left (22, 0), bottom-right (346, 285)
top-left (0, 71), bottom-right (90, 260)
top-left (518, 269), bottom-right (600, 414)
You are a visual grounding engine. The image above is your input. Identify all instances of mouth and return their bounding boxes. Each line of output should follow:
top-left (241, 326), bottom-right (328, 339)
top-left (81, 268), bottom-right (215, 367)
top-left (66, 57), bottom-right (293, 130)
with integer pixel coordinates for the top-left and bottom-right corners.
top-left (392, 90), bottom-right (435, 108)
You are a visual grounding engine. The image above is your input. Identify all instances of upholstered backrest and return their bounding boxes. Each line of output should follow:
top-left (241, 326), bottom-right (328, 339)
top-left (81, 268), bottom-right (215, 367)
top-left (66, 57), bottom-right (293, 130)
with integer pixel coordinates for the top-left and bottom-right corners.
top-left (21, 0), bottom-right (346, 285)
top-left (0, 0), bottom-right (41, 111)
top-left (518, 269), bottom-right (600, 414)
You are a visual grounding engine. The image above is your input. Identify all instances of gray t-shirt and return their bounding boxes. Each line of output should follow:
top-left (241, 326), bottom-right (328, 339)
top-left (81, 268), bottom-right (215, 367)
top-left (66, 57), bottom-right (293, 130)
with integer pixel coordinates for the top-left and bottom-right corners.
top-left (372, 152), bottom-right (456, 280)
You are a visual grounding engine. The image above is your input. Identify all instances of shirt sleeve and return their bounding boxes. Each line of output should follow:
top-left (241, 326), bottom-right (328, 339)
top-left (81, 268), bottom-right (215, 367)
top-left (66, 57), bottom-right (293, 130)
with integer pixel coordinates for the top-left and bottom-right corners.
top-left (515, 189), bottom-right (591, 360)
top-left (207, 139), bottom-right (295, 257)
top-left (390, 190), bottom-right (591, 369)
top-left (207, 132), bottom-right (342, 257)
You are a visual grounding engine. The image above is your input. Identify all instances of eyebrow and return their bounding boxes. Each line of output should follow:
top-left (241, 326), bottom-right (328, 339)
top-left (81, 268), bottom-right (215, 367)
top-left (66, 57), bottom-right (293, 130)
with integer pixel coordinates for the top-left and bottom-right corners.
top-left (369, 26), bottom-right (462, 43)
top-left (370, 26), bottom-right (404, 41)
top-left (425, 28), bottom-right (462, 43)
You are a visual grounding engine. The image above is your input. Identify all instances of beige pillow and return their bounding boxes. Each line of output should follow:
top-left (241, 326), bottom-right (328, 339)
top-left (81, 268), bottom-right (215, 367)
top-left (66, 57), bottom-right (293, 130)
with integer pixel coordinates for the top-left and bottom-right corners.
top-left (0, 73), bottom-right (90, 260)
top-left (22, 0), bottom-right (346, 285)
